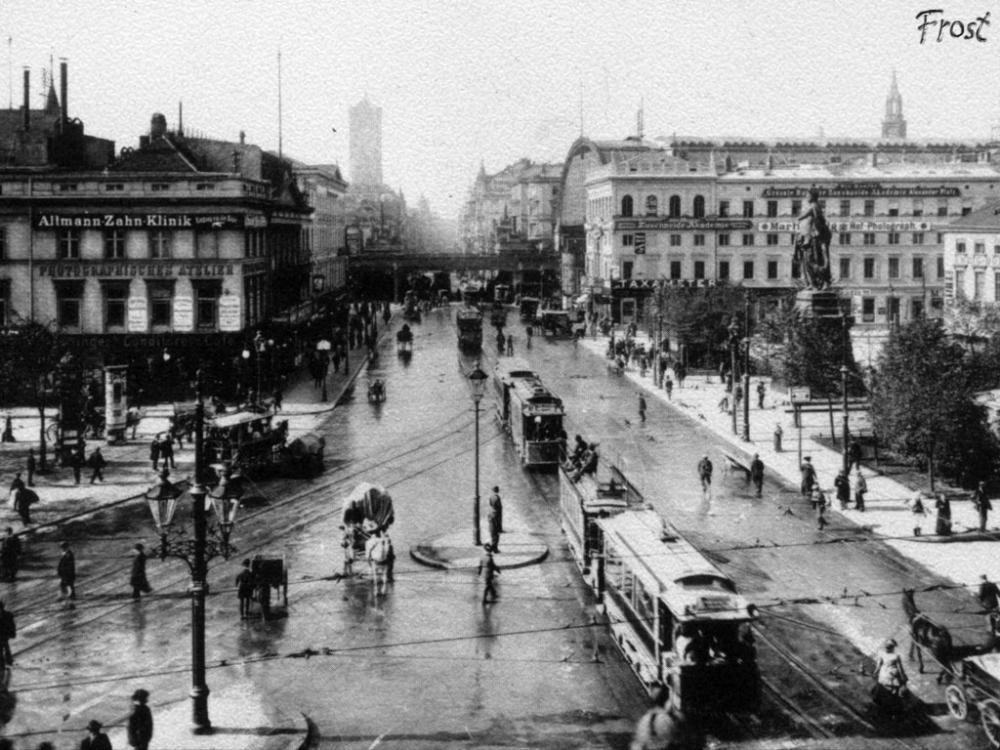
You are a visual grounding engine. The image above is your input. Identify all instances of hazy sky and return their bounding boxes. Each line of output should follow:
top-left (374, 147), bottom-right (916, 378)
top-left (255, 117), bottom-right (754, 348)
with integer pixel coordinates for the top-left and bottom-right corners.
top-left (2, 1), bottom-right (996, 217)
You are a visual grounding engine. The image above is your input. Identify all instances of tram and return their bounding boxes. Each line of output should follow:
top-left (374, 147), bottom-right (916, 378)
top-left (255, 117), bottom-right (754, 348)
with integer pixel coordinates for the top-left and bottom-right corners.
top-left (559, 462), bottom-right (760, 714)
top-left (519, 296), bottom-right (540, 321)
top-left (494, 283), bottom-right (511, 304)
top-left (493, 360), bottom-right (564, 466)
top-left (203, 408), bottom-right (304, 477)
top-left (456, 306), bottom-right (483, 353)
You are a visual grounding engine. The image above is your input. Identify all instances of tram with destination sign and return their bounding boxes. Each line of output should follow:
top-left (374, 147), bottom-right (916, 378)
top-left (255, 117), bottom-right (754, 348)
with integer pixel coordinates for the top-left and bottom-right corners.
top-left (559, 461), bottom-right (760, 714)
top-left (493, 359), bottom-right (564, 467)
top-left (456, 306), bottom-right (483, 353)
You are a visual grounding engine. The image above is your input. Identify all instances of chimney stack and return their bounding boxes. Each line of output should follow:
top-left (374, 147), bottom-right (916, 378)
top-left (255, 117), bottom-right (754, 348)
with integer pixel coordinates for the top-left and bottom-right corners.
top-left (178, 101), bottom-right (183, 136)
top-left (59, 58), bottom-right (68, 124)
top-left (239, 130), bottom-right (245, 145)
top-left (22, 67), bottom-right (29, 130)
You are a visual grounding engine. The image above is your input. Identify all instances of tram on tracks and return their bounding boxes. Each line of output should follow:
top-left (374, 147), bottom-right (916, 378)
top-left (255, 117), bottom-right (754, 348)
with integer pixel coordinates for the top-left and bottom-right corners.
top-left (456, 305), bottom-right (483, 353)
top-left (559, 461), bottom-right (760, 714)
top-left (493, 359), bottom-right (564, 467)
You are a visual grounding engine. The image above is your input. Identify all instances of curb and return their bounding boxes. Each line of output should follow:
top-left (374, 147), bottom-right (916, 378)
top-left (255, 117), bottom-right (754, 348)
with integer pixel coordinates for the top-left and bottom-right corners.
top-left (409, 535), bottom-right (550, 571)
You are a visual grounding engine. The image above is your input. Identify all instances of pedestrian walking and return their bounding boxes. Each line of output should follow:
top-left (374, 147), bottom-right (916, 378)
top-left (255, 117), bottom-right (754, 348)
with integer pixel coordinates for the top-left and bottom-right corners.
top-left (72, 441), bottom-right (85, 485)
top-left (812, 484), bottom-right (828, 530)
top-left (127, 688), bottom-right (153, 750)
top-left (365, 529), bottom-right (391, 596)
top-left (149, 437), bottom-right (160, 472)
top-left (934, 494), bottom-right (952, 536)
top-left (12, 486), bottom-right (34, 526)
top-left (159, 433), bottom-right (175, 470)
top-left (848, 439), bottom-right (863, 473)
top-left (488, 486), bottom-right (504, 533)
top-left (273, 384), bottom-right (284, 412)
top-left (25, 449), bottom-right (35, 488)
top-left (629, 685), bottom-right (704, 750)
top-left (638, 394), bottom-right (647, 423)
top-left (979, 574), bottom-right (1000, 612)
top-left (7, 473), bottom-right (23, 502)
top-left (773, 424), bottom-right (783, 452)
top-left (663, 376), bottom-right (673, 400)
top-left (800, 457), bottom-right (816, 497)
top-left (697, 454), bottom-right (713, 492)
top-left (756, 380), bottom-right (766, 409)
top-left (339, 526), bottom-right (355, 578)
top-left (973, 481), bottom-right (992, 532)
top-left (834, 470), bottom-right (851, 510)
top-left (80, 719), bottom-right (112, 750)
top-left (749, 454), bottom-right (764, 498)
top-left (479, 544), bottom-right (500, 604)
top-left (57, 542), bottom-right (76, 600)
top-left (487, 501), bottom-right (501, 554)
top-left (0, 415), bottom-right (13, 443)
top-left (130, 544), bottom-right (152, 599)
top-left (87, 447), bottom-right (107, 484)
top-left (873, 639), bottom-right (908, 701)
top-left (908, 491), bottom-right (927, 536)
top-left (0, 601), bottom-right (15, 666)
top-left (236, 558), bottom-right (254, 619)
top-left (852, 470), bottom-right (867, 512)
top-left (506, 334), bottom-right (514, 356)
top-left (0, 529), bottom-right (21, 582)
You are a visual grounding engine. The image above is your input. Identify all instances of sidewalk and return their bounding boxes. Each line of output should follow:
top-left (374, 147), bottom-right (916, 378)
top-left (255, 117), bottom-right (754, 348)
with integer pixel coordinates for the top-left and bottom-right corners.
top-left (580, 332), bottom-right (1000, 589)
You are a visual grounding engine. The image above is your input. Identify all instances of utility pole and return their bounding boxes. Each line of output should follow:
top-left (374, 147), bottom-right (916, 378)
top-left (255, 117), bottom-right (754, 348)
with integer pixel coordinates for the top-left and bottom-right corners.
top-left (742, 295), bottom-right (751, 442)
top-left (841, 313), bottom-right (850, 476)
top-left (729, 319), bottom-right (738, 436)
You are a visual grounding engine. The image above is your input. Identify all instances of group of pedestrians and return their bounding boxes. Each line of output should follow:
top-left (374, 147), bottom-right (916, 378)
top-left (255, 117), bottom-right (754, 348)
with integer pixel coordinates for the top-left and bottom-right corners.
top-left (800, 456), bottom-right (868, 530)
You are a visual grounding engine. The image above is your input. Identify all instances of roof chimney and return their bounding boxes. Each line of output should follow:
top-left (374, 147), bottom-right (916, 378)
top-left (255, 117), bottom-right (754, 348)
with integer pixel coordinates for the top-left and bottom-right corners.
top-left (239, 130), bottom-right (245, 145)
top-left (177, 101), bottom-right (183, 136)
top-left (59, 58), bottom-right (68, 124)
top-left (21, 67), bottom-right (29, 130)
top-left (870, 151), bottom-right (878, 168)
top-left (150, 113), bottom-right (167, 139)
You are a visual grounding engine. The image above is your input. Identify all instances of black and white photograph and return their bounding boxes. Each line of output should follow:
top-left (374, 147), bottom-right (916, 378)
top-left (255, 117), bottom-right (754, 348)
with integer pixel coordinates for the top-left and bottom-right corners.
top-left (0, 1), bottom-right (999, 748)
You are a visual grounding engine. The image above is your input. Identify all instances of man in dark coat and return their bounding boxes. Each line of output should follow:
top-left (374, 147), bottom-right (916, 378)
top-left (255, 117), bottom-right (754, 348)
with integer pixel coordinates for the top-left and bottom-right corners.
top-left (127, 688), bottom-right (154, 750)
top-left (80, 719), bottom-right (112, 750)
top-left (973, 481), bottom-right (993, 532)
top-left (979, 574), bottom-right (1000, 613)
top-left (12, 487), bottom-right (34, 526)
top-left (87, 447), bottom-right (107, 484)
top-left (488, 486), bottom-right (503, 534)
top-left (159, 433), bottom-right (175, 470)
top-left (749, 454), bottom-right (765, 498)
top-left (58, 542), bottom-right (76, 600)
top-left (149, 437), bottom-right (160, 472)
top-left (848, 439), bottom-right (863, 473)
top-left (25, 449), bottom-right (35, 487)
top-left (72, 441), bottom-right (85, 485)
top-left (0, 529), bottom-right (21, 582)
top-left (478, 544), bottom-right (500, 604)
top-left (800, 457), bottom-right (816, 497)
top-left (0, 601), bottom-right (15, 665)
top-left (834, 470), bottom-right (851, 510)
top-left (130, 544), bottom-right (152, 599)
top-left (697, 455), bottom-right (713, 492)
top-left (236, 559), bottom-right (254, 619)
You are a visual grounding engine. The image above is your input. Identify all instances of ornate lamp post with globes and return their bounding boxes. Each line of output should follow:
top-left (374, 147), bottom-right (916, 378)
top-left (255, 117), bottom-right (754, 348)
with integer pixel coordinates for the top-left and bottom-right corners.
top-left (467, 362), bottom-right (488, 546)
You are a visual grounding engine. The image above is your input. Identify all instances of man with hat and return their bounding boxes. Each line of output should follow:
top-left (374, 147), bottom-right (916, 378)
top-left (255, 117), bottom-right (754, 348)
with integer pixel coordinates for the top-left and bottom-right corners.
top-left (130, 544), bottom-right (152, 600)
top-left (81, 719), bottom-right (112, 750)
top-left (127, 688), bottom-right (153, 750)
top-left (478, 544), bottom-right (500, 605)
top-left (57, 541), bottom-right (76, 600)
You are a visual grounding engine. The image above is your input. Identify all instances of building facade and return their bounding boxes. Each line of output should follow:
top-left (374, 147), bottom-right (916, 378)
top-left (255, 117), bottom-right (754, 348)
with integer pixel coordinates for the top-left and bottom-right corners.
top-left (941, 204), bottom-right (1000, 337)
top-left (349, 96), bottom-right (383, 191)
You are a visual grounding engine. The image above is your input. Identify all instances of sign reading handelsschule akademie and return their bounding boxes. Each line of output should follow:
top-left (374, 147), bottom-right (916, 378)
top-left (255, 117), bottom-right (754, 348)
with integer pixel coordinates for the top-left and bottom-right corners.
top-left (32, 213), bottom-right (265, 230)
top-left (760, 183), bottom-right (961, 198)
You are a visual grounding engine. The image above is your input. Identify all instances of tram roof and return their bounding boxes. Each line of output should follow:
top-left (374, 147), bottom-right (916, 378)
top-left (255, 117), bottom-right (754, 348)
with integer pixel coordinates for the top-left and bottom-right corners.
top-left (456, 306), bottom-right (482, 320)
top-left (511, 377), bottom-right (564, 412)
top-left (598, 509), bottom-right (754, 622)
top-left (209, 409), bottom-right (273, 429)
top-left (493, 358), bottom-right (535, 382)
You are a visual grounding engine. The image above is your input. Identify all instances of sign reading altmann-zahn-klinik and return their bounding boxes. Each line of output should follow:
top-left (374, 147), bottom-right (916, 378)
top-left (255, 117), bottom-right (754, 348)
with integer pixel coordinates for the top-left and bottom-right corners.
top-left (32, 213), bottom-right (257, 230)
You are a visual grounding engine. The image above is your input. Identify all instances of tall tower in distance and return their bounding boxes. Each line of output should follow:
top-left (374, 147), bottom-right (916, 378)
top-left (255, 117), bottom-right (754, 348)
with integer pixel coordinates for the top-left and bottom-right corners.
top-left (349, 96), bottom-right (383, 191)
top-left (881, 71), bottom-right (907, 140)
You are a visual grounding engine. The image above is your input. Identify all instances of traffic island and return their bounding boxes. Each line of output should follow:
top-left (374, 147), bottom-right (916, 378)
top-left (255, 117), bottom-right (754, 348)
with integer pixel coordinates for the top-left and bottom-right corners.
top-left (410, 528), bottom-right (549, 570)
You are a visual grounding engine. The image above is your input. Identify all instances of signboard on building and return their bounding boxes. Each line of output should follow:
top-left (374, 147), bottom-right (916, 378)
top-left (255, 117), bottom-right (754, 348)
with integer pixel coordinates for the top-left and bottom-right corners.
top-left (173, 296), bottom-right (194, 332)
top-left (218, 293), bottom-right (242, 332)
top-left (757, 220), bottom-right (933, 233)
top-left (36, 261), bottom-right (235, 279)
top-left (611, 279), bottom-right (657, 291)
top-left (615, 218), bottom-right (752, 231)
top-left (127, 296), bottom-right (147, 332)
top-left (790, 386), bottom-right (812, 402)
top-left (634, 233), bottom-right (646, 255)
top-left (761, 184), bottom-right (961, 198)
top-left (33, 213), bottom-right (253, 230)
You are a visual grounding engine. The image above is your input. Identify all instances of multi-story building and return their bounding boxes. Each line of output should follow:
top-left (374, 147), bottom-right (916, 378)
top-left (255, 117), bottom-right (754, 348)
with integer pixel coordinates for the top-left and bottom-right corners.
top-left (349, 96), bottom-right (383, 193)
top-left (941, 204), bottom-right (1000, 336)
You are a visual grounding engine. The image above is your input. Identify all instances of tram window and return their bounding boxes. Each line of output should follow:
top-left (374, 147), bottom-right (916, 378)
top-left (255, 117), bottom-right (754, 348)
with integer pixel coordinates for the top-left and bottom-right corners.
top-left (622, 569), bottom-right (635, 603)
top-left (605, 547), bottom-right (623, 588)
top-left (635, 581), bottom-right (654, 627)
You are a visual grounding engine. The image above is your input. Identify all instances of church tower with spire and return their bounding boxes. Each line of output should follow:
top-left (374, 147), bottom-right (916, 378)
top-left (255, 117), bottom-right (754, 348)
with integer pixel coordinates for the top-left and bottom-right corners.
top-left (881, 71), bottom-right (907, 139)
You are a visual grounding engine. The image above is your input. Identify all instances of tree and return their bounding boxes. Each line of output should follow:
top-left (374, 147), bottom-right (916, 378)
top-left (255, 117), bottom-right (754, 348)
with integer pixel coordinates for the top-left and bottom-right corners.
top-left (870, 317), bottom-right (999, 489)
top-left (658, 284), bottom-right (747, 368)
top-left (782, 315), bottom-right (861, 398)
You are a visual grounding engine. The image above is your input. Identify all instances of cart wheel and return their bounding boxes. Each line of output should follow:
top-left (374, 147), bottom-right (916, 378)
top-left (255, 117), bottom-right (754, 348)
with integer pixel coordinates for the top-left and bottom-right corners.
top-left (981, 699), bottom-right (1000, 748)
top-left (945, 684), bottom-right (969, 721)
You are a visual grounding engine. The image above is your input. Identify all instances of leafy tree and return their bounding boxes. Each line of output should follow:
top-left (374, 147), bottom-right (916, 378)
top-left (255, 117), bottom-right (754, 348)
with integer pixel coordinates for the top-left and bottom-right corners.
top-left (781, 315), bottom-right (861, 398)
top-left (870, 317), bottom-right (999, 489)
top-left (656, 284), bottom-right (748, 367)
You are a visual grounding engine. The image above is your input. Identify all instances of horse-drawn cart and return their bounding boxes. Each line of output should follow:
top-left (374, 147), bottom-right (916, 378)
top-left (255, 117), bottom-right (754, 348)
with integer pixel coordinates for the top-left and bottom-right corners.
top-left (396, 324), bottom-right (413, 355)
top-left (945, 653), bottom-right (1000, 748)
top-left (250, 554), bottom-right (288, 618)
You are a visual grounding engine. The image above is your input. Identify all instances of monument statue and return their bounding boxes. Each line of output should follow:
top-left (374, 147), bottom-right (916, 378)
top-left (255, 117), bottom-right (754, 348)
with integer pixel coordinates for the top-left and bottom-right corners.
top-left (793, 187), bottom-right (832, 290)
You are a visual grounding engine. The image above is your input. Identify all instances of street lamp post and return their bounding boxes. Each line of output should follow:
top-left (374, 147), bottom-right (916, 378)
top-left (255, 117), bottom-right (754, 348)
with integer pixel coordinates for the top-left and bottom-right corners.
top-left (144, 373), bottom-right (243, 734)
top-left (728, 320), bottom-right (739, 436)
top-left (316, 339), bottom-right (331, 403)
top-left (742, 295), bottom-right (751, 442)
top-left (467, 363), bottom-right (488, 546)
top-left (841, 312), bottom-right (851, 476)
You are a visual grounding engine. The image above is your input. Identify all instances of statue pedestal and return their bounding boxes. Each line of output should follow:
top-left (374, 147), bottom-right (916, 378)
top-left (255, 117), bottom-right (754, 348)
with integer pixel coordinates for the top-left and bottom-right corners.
top-left (795, 289), bottom-right (844, 319)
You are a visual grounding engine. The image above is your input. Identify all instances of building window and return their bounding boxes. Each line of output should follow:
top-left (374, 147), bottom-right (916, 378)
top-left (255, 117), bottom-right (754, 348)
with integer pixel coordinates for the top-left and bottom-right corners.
top-left (839, 232), bottom-right (851, 245)
top-left (104, 183), bottom-right (124, 192)
top-left (864, 257), bottom-right (876, 279)
top-left (622, 261), bottom-right (633, 280)
top-left (975, 242), bottom-right (986, 254)
top-left (669, 261), bottom-right (681, 280)
top-left (196, 183), bottom-right (216, 191)
top-left (669, 234), bottom-right (681, 246)
top-left (862, 297), bottom-right (875, 322)
top-left (0, 226), bottom-right (6, 259)
top-left (104, 230), bottom-right (126, 260)
top-left (995, 272), bottom-right (1000, 302)
top-left (742, 200), bottom-right (754, 218)
top-left (103, 283), bottom-right (128, 330)
top-left (622, 234), bottom-right (634, 247)
top-left (975, 270), bottom-right (985, 301)
top-left (766, 200), bottom-right (778, 218)
top-left (693, 195), bottom-right (705, 218)
top-left (955, 269), bottom-right (965, 299)
top-left (994, 245), bottom-right (1000, 255)
top-left (791, 199), bottom-right (801, 216)
top-left (694, 260), bottom-right (705, 279)
top-left (839, 257), bottom-right (850, 279)
top-left (621, 195), bottom-right (633, 217)
top-left (938, 204), bottom-right (948, 217)
top-left (913, 257), bottom-right (924, 278)
top-left (693, 234), bottom-right (705, 246)
top-left (912, 232), bottom-right (924, 245)
top-left (742, 234), bottom-right (754, 246)
top-left (888, 207), bottom-right (899, 217)
top-left (58, 183), bottom-right (78, 192)
top-left (957, 241), bottom-right (967, 253)
top-left (963, 207), bottom-right (972, 216)
top-left (767, 260), bottom-right (778, 279)
top-left (645, 195), bottom-right (658, 216)
top-left (864, 199), bottom-right (875, 217)
top-left (149, 283), bottom-right (173, 327)
top-left (863, 232), bottom-right (876, 246)
top-left (195, 284), bottom-right (220, 330)
top-left (150, 230), bottom-right (171, 259)
top-left (887, 232), bottom-right (900, 245)
top-left (57, 229), bottom-right (80, 259)
top-left (912, 297), bottom-right (924, 319)
top-left (718, 233), bottom-right (730, 246)
top-left (937, 256), bottom-right (945, 278)
top-left (743, 261), bottom-right (754, 279)
top-left (0, 280), bottom-right (8, 326)
top-left (196, 231), bottom-right (220, 259)
top-left (888, 257), bottom-right (900, 278)
top-left (151, 183), bottom-right (169, 192)
top-left (668, 195), bottom-right (681, 218)
top-left (719, 261), bottom-right (730, 280)
top-left (766, 233), bottom-right (779, 246)
top-left (718, 200), bottom-right (729, 217)
top-left (839, 199), bottom-right (851, 216)
top-left (55, 282), bottom-right (83, 328)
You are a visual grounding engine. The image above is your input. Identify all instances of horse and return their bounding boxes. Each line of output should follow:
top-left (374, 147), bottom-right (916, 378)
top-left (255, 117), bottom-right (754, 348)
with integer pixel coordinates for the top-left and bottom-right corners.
top-left (902, 588), bottom-right (954, 681)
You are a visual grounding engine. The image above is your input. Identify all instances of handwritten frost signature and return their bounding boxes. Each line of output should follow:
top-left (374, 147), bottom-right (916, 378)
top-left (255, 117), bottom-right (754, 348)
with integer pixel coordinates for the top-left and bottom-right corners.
top-left (916, 9), bottom-right (990, 42)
